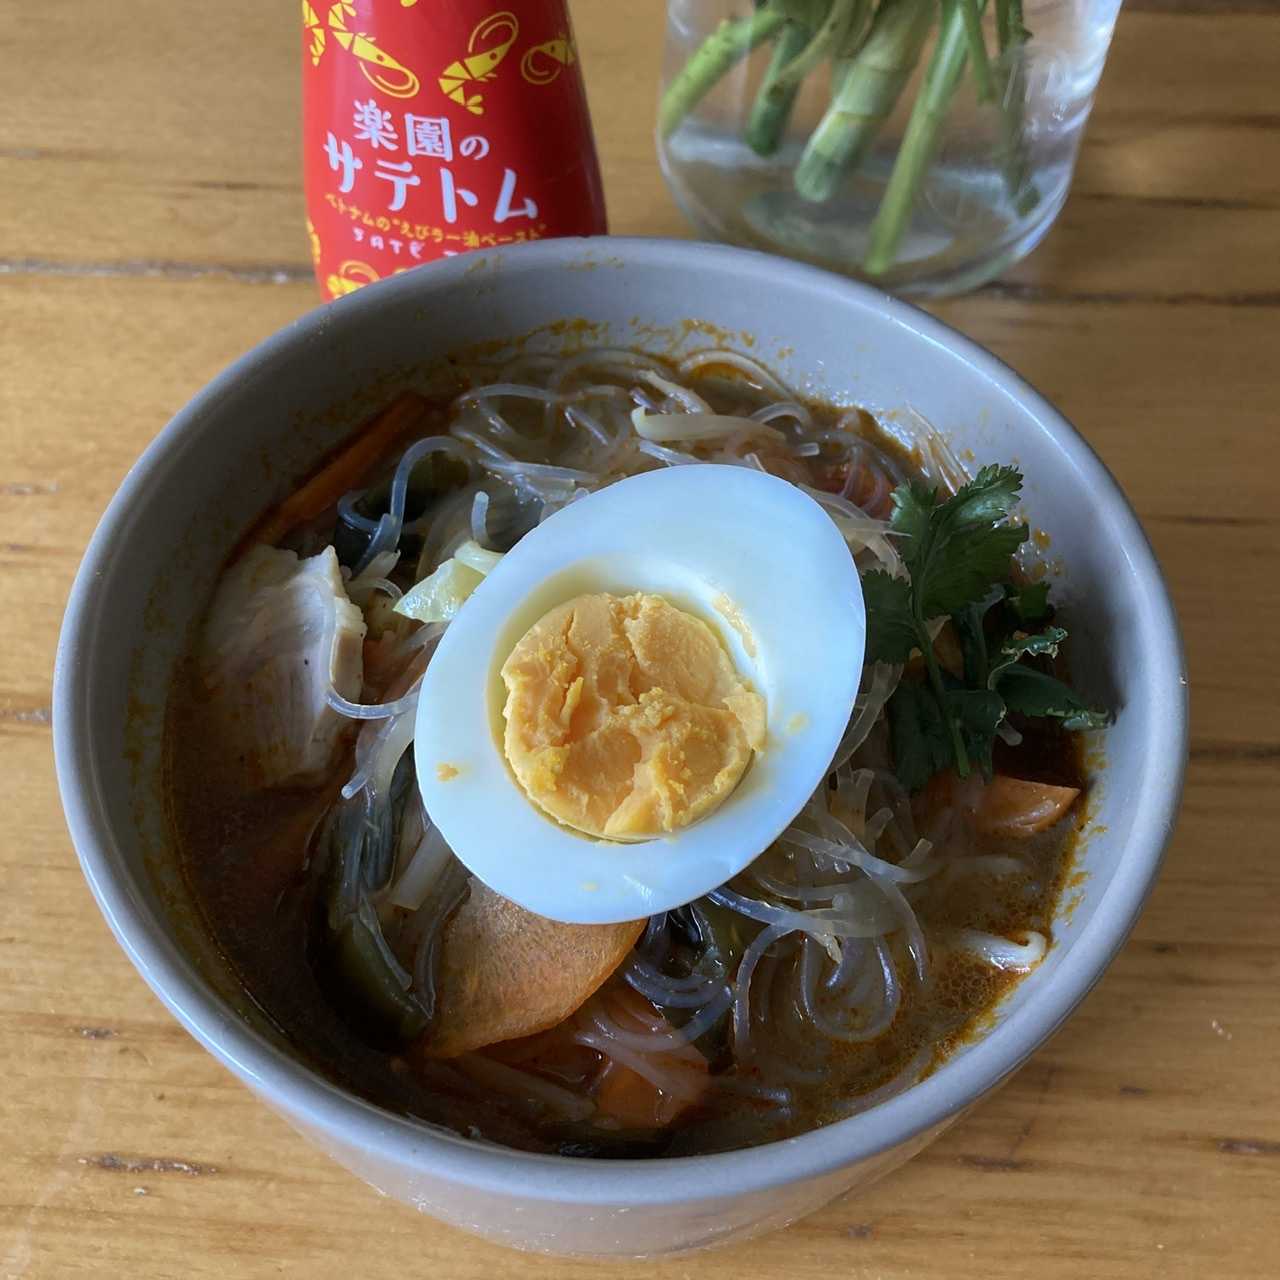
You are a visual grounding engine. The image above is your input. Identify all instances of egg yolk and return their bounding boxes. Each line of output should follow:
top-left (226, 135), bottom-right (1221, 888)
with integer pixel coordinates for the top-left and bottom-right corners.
top-left (500, 592), bottom-right (765, 840)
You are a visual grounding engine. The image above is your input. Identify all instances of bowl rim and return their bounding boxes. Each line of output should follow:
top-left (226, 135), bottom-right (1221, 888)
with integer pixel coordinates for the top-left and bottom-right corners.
top-left (54, 235), bottom-right (1187, 1206)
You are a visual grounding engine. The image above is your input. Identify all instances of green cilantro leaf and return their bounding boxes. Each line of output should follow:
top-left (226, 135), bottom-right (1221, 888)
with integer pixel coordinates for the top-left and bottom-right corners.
top-left (996, 666), bottom-right (1111, 731)
top-left (862, 570), bottom-right (917, 664)
top-left (945, 685), bottom-right (1006, 781)
top-left (986, 625), bottom-right (1068, 688)
top-left (861, 463), bottom-right (1108, 792)
top-left (887, 481), bottom-right (937, 563)
top-left (889, 465), bottom-right (1030, 621)
top-left (939, 463), bottom-right (1024, 526)
top-left (887, 681), bottom-right (953, 792)
top-left (953, 588), bottom-right (1004, 687)
top-left (1006, 580), bottom-right (1051, 625)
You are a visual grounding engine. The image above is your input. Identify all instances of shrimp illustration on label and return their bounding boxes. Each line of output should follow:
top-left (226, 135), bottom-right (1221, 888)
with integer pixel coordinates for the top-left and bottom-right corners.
top-left (326, 259), bottom-right (381, 298)
top-left (520, 36), bottom-right (575, 85)
top-left (306, 218), bottom-right (323, 270)
top-left (438, 11), bottom-right (519, 115)
top-left (303, 2), bottom-right (327, 66)
top-left (314, 1), bottom-right (421, 98)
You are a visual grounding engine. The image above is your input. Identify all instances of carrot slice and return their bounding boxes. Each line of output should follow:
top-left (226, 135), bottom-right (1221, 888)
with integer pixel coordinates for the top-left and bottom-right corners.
top-left (252, 390), bottom-right (431, 547)
top-left (588, 988), bottom-right (710, 1129)
top-left (463, 987), bottom-right (711, 1129)
top-left (418, 879), bottom-right (643, 1059)
top-left (595, 1065), bottom-right (679, 1129)
top-left (973, 775), bottom-right (1080, 838)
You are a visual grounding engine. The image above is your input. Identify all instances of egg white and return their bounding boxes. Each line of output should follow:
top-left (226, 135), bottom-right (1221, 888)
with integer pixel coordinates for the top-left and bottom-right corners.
top-left (414, 464), bottom-right (866, 924)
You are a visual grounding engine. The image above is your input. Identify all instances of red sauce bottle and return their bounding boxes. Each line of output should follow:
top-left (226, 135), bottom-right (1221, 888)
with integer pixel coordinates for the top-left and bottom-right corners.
top-left (302, 1), bottom-right (608, 299)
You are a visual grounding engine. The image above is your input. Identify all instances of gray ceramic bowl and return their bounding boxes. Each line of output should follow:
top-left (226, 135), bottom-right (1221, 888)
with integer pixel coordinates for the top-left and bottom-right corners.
top-left (53, 237), bottom-right (1186, 1258)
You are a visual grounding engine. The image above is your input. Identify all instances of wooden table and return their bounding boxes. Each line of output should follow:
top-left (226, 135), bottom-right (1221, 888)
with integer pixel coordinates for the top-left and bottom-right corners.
top-left (2, 3), bottom-right (1275, 1276)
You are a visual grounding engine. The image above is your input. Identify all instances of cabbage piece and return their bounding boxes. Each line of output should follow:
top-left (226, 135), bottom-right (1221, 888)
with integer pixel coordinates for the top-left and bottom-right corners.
top-left (631, 408), bottom-right (785, 443)
top-left (453, 541), bottom-right (503, 574)
top-left (395, 539), bottom-right (502, 623)
top-left (200, 544), bottom-right (365, 788)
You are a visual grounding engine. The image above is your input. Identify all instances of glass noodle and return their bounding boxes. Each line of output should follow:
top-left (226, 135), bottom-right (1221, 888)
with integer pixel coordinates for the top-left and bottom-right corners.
top-left (250, 345), bottom-right (1071, 1151)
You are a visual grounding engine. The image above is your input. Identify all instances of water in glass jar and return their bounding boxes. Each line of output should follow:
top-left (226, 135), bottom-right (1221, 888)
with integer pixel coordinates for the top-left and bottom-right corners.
top-left (658, 0), bottom-right (1122, 296)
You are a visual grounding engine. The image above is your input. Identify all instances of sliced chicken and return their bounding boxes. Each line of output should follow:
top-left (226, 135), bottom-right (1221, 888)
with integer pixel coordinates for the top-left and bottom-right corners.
top-left (200, 545), bottom-right (365, 789)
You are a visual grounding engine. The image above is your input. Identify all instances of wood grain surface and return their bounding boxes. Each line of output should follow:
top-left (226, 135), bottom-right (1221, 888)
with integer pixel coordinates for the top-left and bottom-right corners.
top-left (2, 3), bottom-right (1276, 1277)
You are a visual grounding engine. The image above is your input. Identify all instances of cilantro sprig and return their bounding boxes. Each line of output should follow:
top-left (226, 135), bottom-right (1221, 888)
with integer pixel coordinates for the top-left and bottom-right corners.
top-left (863, 466), bottom-right (1109, 792)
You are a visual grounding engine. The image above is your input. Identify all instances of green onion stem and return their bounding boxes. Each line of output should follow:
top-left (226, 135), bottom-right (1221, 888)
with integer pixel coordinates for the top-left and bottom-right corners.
top-left (793, 0), bottom-right (938, 203)
top-left (971, 608), bottom-right (990, 686)
top-left (994, 0), bottom-right (1040, 215)
top-left (745, 20), bottom-right (813, 156)
top-left (749, 0), bottom-right (871, 157)
top-left (827, 0), bottom-right (876, 97)
top-left (658, 7), bottom-right (787, 140)
top-left (995, 0), bottom-right (1016, 55)
top-left (841, 0), bottom-right (878, 58)
top-left (862, 0), bottom-right (979, 275)
top-left (919, 605), bottom-right (971, 776)
top-left (776, 0), bottom-right (861, 93)
top-left (958, 0), bottom-right (995, 101)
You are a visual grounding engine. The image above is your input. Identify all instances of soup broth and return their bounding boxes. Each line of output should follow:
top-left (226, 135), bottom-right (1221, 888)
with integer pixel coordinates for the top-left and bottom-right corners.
top-left (168, 347), bottom-right (1095, 1157)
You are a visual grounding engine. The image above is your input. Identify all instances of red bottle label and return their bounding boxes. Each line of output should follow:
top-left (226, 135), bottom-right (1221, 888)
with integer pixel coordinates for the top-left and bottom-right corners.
top-left (302, 1), bottom-right (607, 299)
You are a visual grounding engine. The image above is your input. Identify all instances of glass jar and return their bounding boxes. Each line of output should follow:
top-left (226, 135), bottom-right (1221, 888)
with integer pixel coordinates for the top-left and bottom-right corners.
top-left (657, 0), bottom-right (1122, 297)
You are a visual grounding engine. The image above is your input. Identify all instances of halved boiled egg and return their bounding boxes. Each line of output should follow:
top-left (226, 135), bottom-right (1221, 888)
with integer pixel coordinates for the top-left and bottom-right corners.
top-left (414, 464), bottom-right (865, 925)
